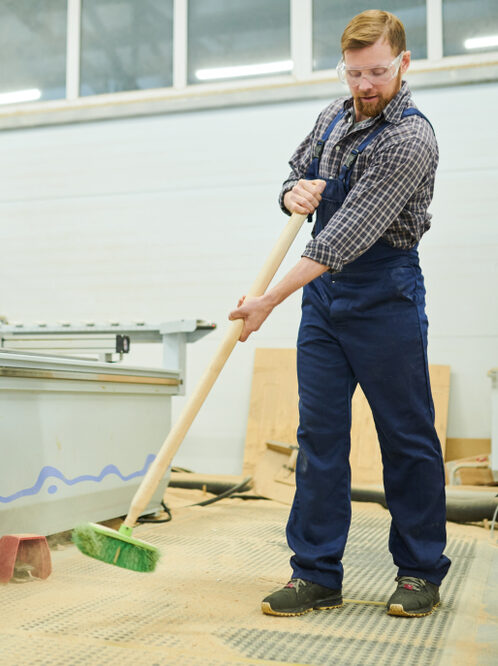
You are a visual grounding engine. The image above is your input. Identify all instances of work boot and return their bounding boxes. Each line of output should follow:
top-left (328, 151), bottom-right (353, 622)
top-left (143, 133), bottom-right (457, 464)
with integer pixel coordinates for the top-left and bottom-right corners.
top-left (261, 578), bottom-right (343, 616)
top-left (386, 576), bottom-right (440, 617)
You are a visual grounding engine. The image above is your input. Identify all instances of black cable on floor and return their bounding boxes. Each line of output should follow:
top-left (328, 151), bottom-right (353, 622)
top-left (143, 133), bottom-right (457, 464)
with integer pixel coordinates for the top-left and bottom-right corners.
top-left (136, 476), bottom-right (262, 526)
top-left (136, 500), bottom-right (172, 523)
top-left (229, 493), bottom-right (269, 501)
top-left (190, 477), bottom-right (253, 507)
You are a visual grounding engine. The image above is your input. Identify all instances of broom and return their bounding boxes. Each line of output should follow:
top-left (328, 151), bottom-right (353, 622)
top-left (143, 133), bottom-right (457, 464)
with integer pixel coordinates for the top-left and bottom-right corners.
top-left (73, 209), bottom-right (309, 572)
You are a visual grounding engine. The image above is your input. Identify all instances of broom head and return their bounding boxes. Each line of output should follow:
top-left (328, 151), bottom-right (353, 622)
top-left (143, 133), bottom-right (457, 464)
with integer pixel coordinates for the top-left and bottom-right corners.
top-left (72, 522), bottom-right (160, 573)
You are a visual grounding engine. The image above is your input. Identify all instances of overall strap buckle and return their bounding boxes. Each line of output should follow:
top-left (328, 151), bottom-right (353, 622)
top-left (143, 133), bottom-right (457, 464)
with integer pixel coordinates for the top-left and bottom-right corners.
top-left (341, 121), bottom-right (391, 186)
top-left (313, 141), bottom-right (325, 159)
top-left (343, 148), bottom-right (359, 169)
top-left (310, 109), bottom-right (346, 166)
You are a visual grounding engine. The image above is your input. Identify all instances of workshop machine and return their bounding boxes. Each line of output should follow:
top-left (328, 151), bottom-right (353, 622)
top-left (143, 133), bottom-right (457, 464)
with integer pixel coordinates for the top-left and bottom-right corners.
top-left (0, 319), bottom-right (215, 535)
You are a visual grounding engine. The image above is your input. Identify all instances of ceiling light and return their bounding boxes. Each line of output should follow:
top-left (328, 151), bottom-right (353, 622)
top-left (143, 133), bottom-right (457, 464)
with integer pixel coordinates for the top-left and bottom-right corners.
top-left (464, 35), bottom-right (498, 50)
top-left (195, 60), bottom-right (293, 81)
top-left (0, 88), bottom-right (42, 106)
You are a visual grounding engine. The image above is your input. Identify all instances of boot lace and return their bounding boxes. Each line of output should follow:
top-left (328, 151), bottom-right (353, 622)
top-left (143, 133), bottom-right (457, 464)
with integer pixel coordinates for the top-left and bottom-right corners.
top-left (397, 576), bottom-right (425, 591)
top-left (284, 578), bottom-right (308, 592)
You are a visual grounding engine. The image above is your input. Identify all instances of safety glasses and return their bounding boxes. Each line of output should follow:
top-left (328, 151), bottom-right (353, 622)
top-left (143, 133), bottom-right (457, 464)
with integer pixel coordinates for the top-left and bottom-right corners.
top-left (336, 51), bottom-right (405, 86)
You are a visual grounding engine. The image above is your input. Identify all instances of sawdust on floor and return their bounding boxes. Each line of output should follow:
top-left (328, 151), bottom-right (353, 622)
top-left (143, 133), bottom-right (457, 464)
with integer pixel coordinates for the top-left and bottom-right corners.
top-left (0, 492), bottom-right (496, 666)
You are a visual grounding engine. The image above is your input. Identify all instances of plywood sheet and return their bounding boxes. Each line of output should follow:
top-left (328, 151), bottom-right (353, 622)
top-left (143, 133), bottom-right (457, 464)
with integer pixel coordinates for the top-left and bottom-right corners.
top-left (430, 364), bottom-right (451, 457)
top-left (349, 385), bottom-right (380, 486)
top-left (243, 348), bottom-right (299, 477)
top-left (253, 443), bottom-right (297, 504)
top-left (445, 438), bottom-right (491, 462)
top-left (244, 348), bottom-right (450, 487)
top-left (350, 364), bottom-right (450, 485)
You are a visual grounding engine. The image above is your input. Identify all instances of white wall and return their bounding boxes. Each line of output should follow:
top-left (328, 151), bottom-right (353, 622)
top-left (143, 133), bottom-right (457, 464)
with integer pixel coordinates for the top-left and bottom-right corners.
top-left (1, 81), bottom-right (497, 474)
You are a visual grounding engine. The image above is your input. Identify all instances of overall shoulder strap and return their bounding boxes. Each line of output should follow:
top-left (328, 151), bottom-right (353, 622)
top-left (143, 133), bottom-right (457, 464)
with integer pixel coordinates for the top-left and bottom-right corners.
top-left (340, 119), bottom-right (391, 189)
top-left (312, 109), bottom-right (346, 160)
top-left (343, 120), bottom-right (390, 169)
top-left (401, 107), bottom-right (435, 134)
top-left (340, 108), bottom-right (435, 189)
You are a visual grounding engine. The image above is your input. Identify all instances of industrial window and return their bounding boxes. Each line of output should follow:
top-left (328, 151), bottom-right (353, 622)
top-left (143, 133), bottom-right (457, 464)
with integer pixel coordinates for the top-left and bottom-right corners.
top-left (312, 0), bottom-right (428, 72)
top-left (80, 0), bottom-right (174, 96)
top-left (187, 0), bottom-right (291, 84)
top-left (0, 0), bottom-right (67, 104)
top-left (442, 0), bottom-right (498, 56)
top-left (1, 0), bottom-right (498, 125)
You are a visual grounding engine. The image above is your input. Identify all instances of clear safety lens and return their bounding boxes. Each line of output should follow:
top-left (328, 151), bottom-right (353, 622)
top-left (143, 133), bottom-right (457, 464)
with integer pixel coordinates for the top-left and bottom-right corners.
top-left (336, 52), bottom-right (404, 86)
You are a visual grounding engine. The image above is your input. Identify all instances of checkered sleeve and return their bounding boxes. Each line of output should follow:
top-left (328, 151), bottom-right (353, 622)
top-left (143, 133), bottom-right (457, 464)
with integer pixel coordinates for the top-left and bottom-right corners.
top-left (278, 132), bottom-right (314, 215)
top-left (277, 103), bottom-right (341, 215)
top-left (302, 136), bottom-right (438, 271)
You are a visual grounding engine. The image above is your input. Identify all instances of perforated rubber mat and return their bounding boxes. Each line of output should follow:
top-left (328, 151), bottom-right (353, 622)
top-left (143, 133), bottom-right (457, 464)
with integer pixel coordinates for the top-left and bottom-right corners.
top-left (1, 498), bottom-right (495, 665)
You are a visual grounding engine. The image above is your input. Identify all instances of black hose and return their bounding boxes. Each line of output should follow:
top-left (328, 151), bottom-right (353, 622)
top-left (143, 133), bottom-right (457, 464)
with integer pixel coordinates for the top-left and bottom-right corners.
top-left (169, 475), bottom-right (252, 496)
top-left (445, 491), bottom-right (498, 523)
top-left (169, 474), bottom-right (497, 523)
top-left (351, 486), bottom-right (498, 523)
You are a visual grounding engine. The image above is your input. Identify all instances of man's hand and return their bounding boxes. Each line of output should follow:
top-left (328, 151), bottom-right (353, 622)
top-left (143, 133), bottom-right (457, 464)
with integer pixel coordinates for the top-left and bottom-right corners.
top-left (229, 257), bottom-right (329, 342)
top-left (229, 294), bottom-right (275, 342)
top-left (284, 179), bottom-right (326, 215)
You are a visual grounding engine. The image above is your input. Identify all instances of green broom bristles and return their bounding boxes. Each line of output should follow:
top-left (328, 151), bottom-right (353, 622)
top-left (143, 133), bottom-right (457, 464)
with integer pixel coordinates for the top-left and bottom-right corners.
top-left (72, 522), bottom-right (160, 573)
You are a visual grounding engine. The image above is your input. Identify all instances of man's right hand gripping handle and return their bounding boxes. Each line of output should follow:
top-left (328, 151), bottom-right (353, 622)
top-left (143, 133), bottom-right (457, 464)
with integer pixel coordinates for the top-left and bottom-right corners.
top-left (283, 179), bottom-right (326, 215)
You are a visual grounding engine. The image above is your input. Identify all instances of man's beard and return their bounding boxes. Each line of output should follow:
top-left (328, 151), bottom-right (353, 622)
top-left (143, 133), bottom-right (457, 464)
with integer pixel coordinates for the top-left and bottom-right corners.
top-left (354, 73), bottom-right (402, 118)
top-left (354, 92), bottom-right (390, 118)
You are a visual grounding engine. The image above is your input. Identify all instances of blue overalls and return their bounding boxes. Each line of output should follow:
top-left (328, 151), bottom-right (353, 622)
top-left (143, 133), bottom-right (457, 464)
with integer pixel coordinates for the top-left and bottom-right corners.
top-left (286, 108), bottom-right (451, 589)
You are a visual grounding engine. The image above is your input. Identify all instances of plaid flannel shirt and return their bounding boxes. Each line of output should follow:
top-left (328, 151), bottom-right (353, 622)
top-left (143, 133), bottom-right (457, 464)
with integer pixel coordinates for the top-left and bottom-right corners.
top-left (279, 82), bottom-right (439, 272)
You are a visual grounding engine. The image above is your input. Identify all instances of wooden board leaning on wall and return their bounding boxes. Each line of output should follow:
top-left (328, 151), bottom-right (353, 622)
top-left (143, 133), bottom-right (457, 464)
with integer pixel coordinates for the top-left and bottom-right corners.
top-left (243, 348), bottom-right (451, 487)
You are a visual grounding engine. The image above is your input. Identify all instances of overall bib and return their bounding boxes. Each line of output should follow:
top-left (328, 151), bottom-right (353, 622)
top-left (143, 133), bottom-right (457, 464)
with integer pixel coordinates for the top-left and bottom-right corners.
top-left (287, 109), bottom-right (451, 589)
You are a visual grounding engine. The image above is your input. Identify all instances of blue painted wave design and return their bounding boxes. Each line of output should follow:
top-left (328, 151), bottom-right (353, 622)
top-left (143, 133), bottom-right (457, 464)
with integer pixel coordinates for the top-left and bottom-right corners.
top-left (0, 454), bottom-right (156, 504)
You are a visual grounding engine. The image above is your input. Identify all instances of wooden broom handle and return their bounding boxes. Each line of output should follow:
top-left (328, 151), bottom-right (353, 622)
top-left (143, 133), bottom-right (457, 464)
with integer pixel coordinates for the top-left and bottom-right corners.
top-left (124, 211), bottom-right (308, 527)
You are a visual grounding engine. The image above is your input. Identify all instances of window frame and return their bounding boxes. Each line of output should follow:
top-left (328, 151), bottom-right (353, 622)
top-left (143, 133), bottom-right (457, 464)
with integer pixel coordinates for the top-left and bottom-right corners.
top-left (0, 0), bottom-right (497, 129)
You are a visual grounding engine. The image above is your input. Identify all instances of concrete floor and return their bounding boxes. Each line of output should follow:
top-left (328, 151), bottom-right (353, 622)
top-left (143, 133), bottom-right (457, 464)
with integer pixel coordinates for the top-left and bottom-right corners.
top-left (1, 491), bottom-right (496, 665)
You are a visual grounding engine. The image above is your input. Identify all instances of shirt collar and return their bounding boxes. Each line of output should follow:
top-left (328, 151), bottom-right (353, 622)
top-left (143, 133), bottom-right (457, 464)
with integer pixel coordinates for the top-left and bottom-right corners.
top-left (343, 81), bottom-right (412, 125)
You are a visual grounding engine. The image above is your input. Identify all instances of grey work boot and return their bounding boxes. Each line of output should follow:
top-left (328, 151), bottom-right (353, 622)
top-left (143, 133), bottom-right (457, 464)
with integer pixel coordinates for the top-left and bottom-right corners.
top-left (261, 578), bottom-right (343, 616)
top-left (386, 576), bottom-right (440, 617)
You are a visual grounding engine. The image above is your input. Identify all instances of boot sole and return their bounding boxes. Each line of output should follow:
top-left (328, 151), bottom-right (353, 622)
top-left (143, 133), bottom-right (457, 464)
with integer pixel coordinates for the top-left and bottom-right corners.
top-left (387, 601), bottom-right (440, 617)
top-left (261, 601), bottom-right (343, 617)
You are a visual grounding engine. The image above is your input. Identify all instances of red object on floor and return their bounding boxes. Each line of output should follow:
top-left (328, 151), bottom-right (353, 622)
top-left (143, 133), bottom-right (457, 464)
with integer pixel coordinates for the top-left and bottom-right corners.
top-left (0, 534), bottom-right (52, 583)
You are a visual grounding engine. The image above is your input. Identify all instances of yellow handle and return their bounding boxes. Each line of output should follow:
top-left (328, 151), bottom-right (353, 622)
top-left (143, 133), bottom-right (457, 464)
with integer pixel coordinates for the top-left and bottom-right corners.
top-left (124, 212), bottom-right (307, 527)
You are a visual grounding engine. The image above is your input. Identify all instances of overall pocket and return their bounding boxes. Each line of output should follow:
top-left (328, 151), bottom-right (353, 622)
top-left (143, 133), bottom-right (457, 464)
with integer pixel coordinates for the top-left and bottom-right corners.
top-left (388, 266), bottom-right (424, 303)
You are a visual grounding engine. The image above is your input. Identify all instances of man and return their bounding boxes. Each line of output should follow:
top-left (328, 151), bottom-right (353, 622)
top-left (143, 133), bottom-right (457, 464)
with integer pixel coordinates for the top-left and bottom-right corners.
top-left (229, 10), bottom-right (450, 617)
